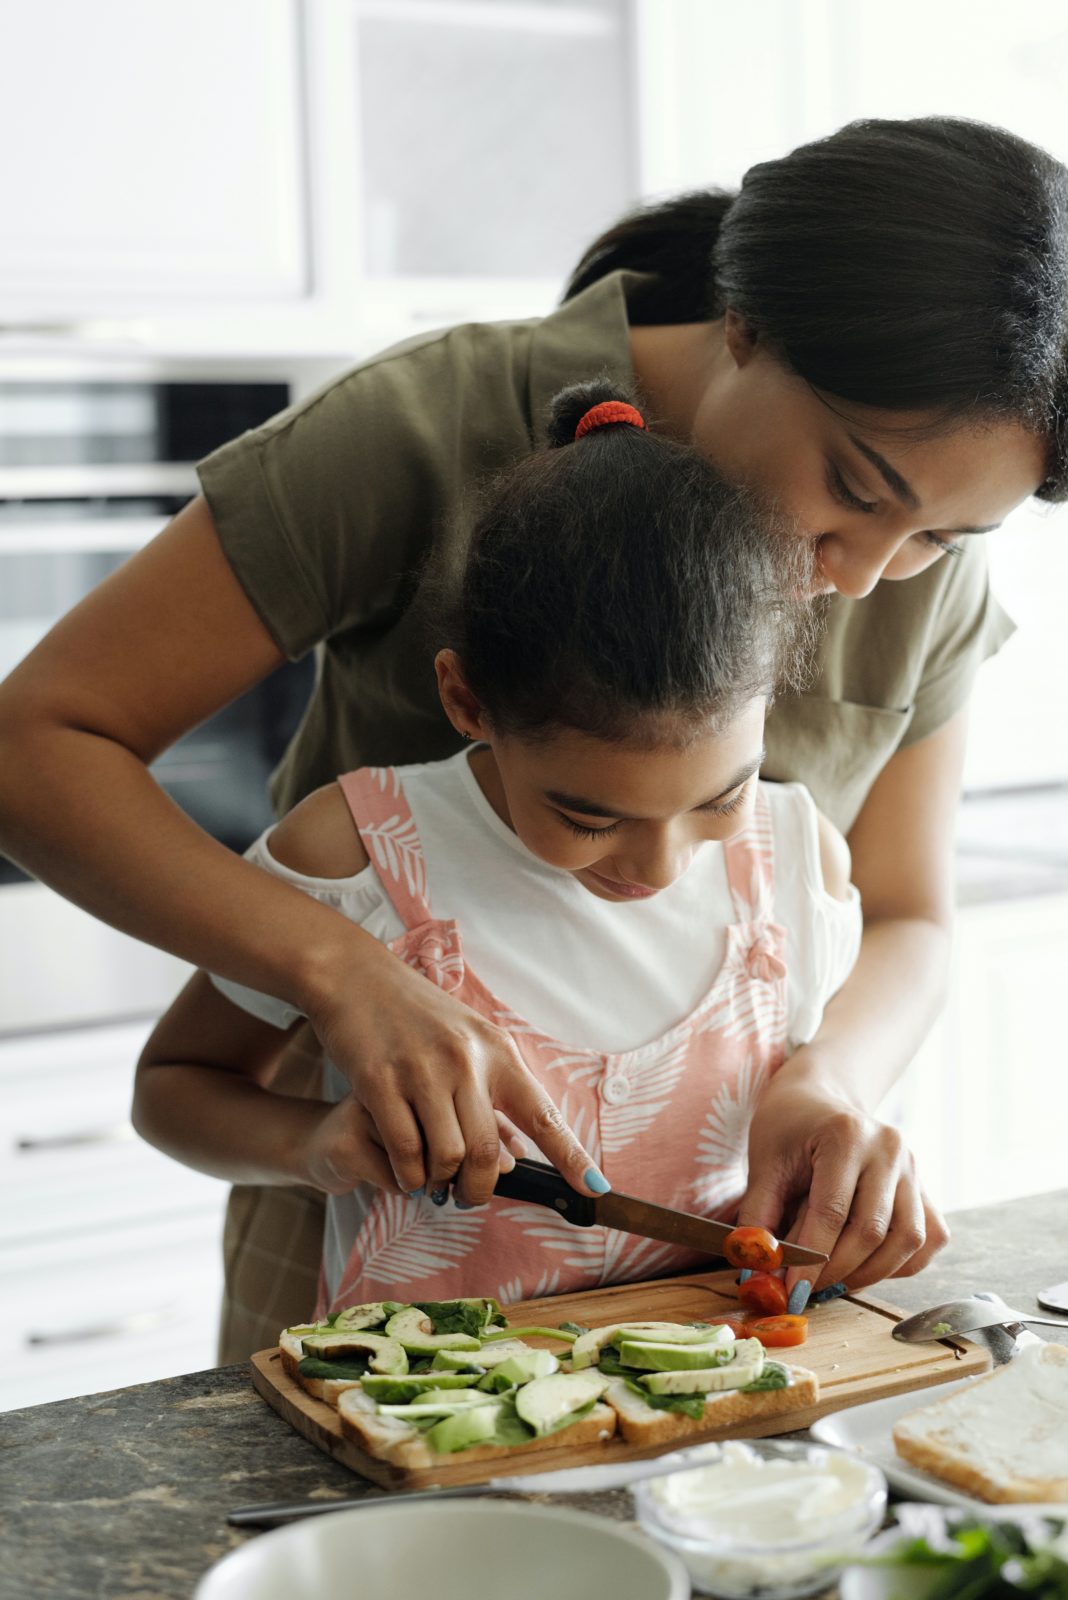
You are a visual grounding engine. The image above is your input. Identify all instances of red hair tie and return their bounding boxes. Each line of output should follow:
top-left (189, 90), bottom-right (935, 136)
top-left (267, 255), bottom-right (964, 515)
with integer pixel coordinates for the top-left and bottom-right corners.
top-left (574, 400), bottom-right (646, 440)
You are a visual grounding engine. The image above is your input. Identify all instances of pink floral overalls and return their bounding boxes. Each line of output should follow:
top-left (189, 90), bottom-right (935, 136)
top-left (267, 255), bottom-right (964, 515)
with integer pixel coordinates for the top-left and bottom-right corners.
top-left (321, 766), bottom-right (789, 1314)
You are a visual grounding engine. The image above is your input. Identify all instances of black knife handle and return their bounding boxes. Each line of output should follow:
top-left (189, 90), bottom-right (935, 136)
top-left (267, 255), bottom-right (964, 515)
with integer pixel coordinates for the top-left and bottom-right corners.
top-left (492, 1158), bottom-right (598, 1226)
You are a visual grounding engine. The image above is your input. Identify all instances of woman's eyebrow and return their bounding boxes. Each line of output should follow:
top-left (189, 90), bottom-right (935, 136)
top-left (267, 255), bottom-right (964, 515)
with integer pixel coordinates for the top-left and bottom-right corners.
top-left (846, 433), bottom-right (1000, 534)
top-left (545, 755), bottom-right (765, 821)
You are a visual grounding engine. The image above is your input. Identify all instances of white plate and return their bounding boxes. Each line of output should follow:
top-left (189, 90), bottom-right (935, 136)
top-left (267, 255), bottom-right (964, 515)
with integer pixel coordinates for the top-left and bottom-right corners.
top-left (810, 1379), bottom-right (1068, 1512)
top-left (195, 1499), bottom-right (690, 1600)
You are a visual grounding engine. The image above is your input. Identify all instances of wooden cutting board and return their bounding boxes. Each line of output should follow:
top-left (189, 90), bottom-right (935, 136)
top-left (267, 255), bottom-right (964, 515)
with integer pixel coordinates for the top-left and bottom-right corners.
top-left (250, 1267), bottom-right (991, 1490)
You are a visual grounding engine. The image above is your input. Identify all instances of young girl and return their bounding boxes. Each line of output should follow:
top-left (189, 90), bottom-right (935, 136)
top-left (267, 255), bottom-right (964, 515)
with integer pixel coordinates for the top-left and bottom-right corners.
top-left (133, 381), bottom-right (874, 1317)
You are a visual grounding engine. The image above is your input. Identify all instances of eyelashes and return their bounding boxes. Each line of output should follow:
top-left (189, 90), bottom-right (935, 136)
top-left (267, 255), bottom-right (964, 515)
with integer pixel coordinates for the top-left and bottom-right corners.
top-left (558, 787), bottom-right (749, 840)
top-left (827, 462), bottom-right (964, 557)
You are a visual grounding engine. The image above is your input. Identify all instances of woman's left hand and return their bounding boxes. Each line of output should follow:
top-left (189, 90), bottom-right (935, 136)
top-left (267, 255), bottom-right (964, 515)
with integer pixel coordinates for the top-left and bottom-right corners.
top-left (736, 1059), bottom-right (950, 1300)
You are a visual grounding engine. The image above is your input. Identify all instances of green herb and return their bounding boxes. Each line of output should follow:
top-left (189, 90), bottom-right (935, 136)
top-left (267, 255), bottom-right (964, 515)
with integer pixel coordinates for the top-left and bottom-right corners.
top-left (596, 1350), bottom-right (630, 1378)
top-left (558, 1321), bottom-right (588, 1339)
top-left (297, 1355), bottom-right (369, 1381)
top-left (741, 1361), bottom-right (789, 1391)
top-left (867, 1509), bottom-right (1068, 1600)
top-left (414, 1299), bottom-right (502, 1338)
top-left (483, 1325), bottom-right (574, 1344)
top-left (621, 1377), bottom-right (706, 1420)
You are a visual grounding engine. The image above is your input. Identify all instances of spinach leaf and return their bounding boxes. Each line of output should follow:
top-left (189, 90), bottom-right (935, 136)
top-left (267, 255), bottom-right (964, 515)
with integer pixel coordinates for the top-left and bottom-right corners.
top-left (741, 1362), bottom-right (789, 1392)
top-left (297, 1355), bottom-right (369, 1381)
top-left (596, 1350), bottom-right (630, 1378)
top-left (558, 1321), bottom-right (588, 1339)
top-left (414, 1299), bottom-right (502, 1338)
top-left (621, 1377), bottom-right (705, 1419)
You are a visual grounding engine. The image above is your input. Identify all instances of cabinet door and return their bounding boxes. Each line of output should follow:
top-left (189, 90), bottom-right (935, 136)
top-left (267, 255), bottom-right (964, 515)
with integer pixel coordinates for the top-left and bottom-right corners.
top-left (0, 0), bottom-right (307, 311)
top-left (343, 0), bottom-right (638, 322)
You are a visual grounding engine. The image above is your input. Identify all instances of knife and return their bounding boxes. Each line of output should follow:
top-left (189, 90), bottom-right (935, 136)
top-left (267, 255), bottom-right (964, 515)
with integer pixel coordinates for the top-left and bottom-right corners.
top-left (491, 1158), bottom-right (827, 1267)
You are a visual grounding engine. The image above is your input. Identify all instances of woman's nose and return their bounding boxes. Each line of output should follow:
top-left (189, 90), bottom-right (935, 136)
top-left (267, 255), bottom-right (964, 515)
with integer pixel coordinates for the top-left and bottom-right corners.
top-left (816, 530), bottom-right (901, 599)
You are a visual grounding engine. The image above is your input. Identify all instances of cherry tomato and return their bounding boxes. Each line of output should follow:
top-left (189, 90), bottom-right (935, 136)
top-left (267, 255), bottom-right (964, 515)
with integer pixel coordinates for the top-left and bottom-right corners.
top-left (708, 1316), bottom-right (751, 1341)
top-left (738, 1271), bottom-right (789, 1316)
top-left (723, 1225), bottom-right (784, 1273)
top-left (746, 1314), bottom-right (809, 1348)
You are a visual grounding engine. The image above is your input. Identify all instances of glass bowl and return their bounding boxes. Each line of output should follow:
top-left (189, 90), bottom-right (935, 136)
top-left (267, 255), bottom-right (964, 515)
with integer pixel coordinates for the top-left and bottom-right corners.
top-left (632, 1437), bottom-right (887, 1599)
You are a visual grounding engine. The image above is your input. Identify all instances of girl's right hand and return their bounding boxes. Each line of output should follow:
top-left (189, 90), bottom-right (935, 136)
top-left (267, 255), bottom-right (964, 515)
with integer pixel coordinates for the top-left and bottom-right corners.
top-left (305, 940), bottom-right (607, 1207)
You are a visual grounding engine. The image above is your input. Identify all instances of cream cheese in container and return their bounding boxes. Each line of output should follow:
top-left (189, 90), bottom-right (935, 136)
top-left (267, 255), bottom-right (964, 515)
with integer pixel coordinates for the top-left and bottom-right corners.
top-left (633, 1439), bottom-right (886, 1599)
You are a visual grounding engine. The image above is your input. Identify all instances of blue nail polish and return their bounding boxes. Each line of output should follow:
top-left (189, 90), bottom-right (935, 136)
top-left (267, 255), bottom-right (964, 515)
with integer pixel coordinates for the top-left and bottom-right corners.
top-left (787, 1280), bottom-right (812, 1315)
top-left (430, 1186), bottom-right (449, 1206)
top-left (738, 1268), bottom-right (753, 1284)
top-left (454, 1198), bottom-right (476, 1211)
top-left (408, 1187), bottom-right (425, 1199)
top-left (584, 1167), bottom-right (611, 1195)
top-left (810, 1281), bottom-right (848, 1306)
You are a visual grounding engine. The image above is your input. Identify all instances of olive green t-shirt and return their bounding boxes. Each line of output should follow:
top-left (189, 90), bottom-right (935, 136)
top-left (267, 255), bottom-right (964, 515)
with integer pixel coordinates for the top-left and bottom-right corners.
top-left (198, 272), bottom-right (1013, 836)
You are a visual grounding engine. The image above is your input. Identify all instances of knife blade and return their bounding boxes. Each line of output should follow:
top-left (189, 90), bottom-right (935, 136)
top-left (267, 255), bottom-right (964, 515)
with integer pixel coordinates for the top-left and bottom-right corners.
top-left (492, 1159), bottom-right (827, 1267)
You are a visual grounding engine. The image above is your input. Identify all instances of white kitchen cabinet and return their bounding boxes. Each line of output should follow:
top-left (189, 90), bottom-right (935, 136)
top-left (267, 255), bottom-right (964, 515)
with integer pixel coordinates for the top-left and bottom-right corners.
top-left (886, 890), bottom-right (1068, 1213)
top-left (0, 1018), bottom-right (228, 1412)
top-left (0, 0), bottom-right (306, 316)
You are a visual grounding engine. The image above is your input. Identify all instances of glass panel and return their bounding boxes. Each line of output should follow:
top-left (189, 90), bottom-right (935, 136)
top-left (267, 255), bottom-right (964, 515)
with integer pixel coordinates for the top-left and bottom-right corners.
top-left (355, 0), bottom-right (636, 278)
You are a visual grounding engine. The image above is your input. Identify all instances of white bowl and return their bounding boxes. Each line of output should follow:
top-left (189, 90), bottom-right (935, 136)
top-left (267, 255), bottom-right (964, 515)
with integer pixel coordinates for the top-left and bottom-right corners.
top-left (195, 1499), bottom-right (691, 1600)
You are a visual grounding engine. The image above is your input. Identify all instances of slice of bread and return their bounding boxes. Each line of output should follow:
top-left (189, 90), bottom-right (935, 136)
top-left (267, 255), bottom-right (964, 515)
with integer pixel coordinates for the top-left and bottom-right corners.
top-left (605, 1365), bottom-right (819, 1447)
top-left (892, 1342), bottom-right (1068, 1503)
top-left (336, 1384), bottom-right (617, 1471)
top-left (279, 1329), bottom-right (365, 1407)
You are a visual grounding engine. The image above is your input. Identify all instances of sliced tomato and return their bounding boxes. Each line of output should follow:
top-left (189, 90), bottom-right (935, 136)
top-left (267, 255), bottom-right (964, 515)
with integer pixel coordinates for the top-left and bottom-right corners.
top-left (746, 1314), bottom-right (809, 1348)
top-left (723, 1225), bottom-right (784, 1273)
top-left (738, 1271), bottom-right (789, 1316)
top-left (707, 1316), bottom-right (751, 1341)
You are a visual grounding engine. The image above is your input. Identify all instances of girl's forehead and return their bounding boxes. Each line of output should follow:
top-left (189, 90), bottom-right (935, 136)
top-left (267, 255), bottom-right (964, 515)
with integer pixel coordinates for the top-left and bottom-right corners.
top-left (517, 701), bottom-right (767, 817)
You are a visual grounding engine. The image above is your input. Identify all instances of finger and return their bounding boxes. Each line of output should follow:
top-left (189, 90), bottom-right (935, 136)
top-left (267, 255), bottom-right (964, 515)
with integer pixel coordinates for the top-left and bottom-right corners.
top-left (351, 1108), bottom-right (405, 1193)
top-left (367, 1094), bottom-right (430, 1195)
top-left (452, 1085), bottom-right (508, 1208)
top-left (883, 1191), bottom-right (951, 1282)
top-left (495, 1111), bottom-right (534, 1161)
top-left (501, 1075), bottom-right (607, 1196)
top-left (413, 1092), bottom-right (467, 1195)
top-left (735, 1159), bottom-right (794, 1236)
top-left (784, 1143), bottom-right (866, 1302)
top-left (810, 1155), bottom-right (901, 1291)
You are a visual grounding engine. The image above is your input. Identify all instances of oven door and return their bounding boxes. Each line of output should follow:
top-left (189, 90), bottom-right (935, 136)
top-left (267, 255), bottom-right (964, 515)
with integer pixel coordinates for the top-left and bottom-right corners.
top-left (0, 503), bottom-right (313, 1031)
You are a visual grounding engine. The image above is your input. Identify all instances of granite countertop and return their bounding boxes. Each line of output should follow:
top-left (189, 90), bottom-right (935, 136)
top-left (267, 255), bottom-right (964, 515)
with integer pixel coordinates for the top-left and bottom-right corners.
top-left (3, 1188), bottom-right (1066, 1600)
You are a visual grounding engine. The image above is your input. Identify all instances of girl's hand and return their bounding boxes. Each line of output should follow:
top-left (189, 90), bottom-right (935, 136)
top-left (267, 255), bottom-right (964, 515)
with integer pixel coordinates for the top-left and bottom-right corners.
top-left (735, 1059), bottom-right (950, 1301)
top-left (303, 1096), bottom-right (527, 1199)
top-left (306, 941), bottom-right (606, 1207)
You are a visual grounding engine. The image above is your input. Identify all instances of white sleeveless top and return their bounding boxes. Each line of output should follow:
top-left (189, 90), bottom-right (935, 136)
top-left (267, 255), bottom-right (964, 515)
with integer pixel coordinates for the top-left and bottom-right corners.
top-left (215, 750), bottom-right (861, 1054)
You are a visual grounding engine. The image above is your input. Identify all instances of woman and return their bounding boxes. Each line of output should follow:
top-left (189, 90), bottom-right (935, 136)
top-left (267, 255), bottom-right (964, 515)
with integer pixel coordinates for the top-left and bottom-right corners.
top-left (0, 116), bottom-right (1063, 1359)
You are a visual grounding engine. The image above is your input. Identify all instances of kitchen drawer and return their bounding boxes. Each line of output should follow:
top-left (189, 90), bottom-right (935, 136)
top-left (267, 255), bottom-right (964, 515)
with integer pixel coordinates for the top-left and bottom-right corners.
top-left (0, 1019), bottom-right (228, 1244)
top-left (1, 1210), bottom-right (226, 1411)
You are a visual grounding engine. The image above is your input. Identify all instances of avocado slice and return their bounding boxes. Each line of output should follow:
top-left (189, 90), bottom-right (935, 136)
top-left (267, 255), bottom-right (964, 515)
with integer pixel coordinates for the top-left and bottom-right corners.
top-left (424, 1400), bottom-right (511, 1454)
top-left (477, 1349), bottom-right (559, 1393)
top-left (615, 1335), bottom-right (735, 1372)
top-left (332, 1301), bottom-right (391, 1330)
top-left (300, 1329), bottom-right (409, 1374)
top-left (431, 1337), bottom-right (531, 1372)
top-left (376, 1389), bottom-right (488, 1419)
top-left (385, 1306), bottom-right (481, 1354)
top-left (570, 1321), bottom-right (721, 1371)
top-left (358, 1371), bottom-right (483, 1402)
top-left (640, 1338), bottom-right (765, 1394)
top-left (514, 1370), bottom-right (609, 1437)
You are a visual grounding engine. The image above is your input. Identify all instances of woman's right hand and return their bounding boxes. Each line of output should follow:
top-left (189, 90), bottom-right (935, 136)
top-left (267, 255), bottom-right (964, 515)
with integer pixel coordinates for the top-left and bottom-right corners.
top-left (305, 940), bottom-right (607, 1208)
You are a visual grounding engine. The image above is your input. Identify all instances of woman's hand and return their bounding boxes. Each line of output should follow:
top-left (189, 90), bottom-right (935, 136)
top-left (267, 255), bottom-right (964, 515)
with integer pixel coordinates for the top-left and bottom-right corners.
top-left (736, 1059), bottom-right (950, 1299)
top-left (305, 939), bottom-right (606, 1208)
top-left (302, 1095), bottom-right (528, 1199)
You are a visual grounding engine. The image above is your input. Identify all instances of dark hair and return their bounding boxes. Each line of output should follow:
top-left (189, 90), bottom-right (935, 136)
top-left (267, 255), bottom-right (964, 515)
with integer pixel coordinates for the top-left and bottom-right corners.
top-left (567, 117), bottom-right (1068, 500)
top-left (430, 379), bottom-right (814, 745)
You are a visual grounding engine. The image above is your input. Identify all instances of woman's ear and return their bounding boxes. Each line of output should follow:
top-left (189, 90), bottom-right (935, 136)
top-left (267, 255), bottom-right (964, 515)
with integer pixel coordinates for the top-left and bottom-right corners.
top-left (724, 308), bottom-right (758, 368)
top-left (434, 650), bottom-right (490, 740)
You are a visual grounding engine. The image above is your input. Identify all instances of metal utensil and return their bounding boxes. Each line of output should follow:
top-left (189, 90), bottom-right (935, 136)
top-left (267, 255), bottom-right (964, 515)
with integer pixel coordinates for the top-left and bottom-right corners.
top-left (892, 1296), bottom-right (1068, 1343)
top-left (493, 1159), bottom-right (828, 1268)
top-left (228, 1440), bottom-right (729, 1528)
top-left (1038, 1279), bottom-right (1068, 1314)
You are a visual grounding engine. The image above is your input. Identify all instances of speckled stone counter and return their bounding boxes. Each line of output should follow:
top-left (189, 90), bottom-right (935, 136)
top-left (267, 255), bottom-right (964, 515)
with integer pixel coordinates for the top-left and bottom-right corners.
top-left (3, 1189), bottom-right (1066, 1600)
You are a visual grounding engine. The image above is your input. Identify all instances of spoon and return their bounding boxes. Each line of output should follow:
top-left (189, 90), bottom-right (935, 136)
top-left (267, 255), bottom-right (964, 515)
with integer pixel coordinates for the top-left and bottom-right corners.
top-left (893, 1296), bottom-right (1068, 1343)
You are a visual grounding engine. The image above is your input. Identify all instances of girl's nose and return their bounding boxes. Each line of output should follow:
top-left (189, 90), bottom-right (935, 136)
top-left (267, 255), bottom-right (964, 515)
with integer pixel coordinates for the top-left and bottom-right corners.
top-left (614, 832), bottom-right (693, 891)
top-left (816, 530), bottom-right (900, 599)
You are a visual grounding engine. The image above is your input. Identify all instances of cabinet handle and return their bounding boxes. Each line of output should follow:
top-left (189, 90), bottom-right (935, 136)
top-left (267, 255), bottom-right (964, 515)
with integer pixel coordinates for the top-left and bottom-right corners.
top-left (25, 1306), bottom-right (172, 1348)
top-left (16, 1124), bottom-right (136, 1153)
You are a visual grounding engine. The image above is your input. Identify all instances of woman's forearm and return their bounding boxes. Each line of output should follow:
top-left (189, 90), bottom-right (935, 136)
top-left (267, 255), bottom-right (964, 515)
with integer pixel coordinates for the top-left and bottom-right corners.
top-left (781, 912), bottom-right (951, 1111)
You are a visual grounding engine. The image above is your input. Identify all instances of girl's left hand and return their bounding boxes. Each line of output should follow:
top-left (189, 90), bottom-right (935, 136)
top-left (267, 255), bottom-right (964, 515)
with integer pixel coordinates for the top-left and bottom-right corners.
top-left (735, 1060), bottom-right (950, 1301)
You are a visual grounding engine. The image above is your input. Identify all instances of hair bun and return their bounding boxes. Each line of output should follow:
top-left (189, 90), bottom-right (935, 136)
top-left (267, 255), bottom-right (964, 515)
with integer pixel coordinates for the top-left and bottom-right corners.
top-left (545, 377), bottom-right (640, 448)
